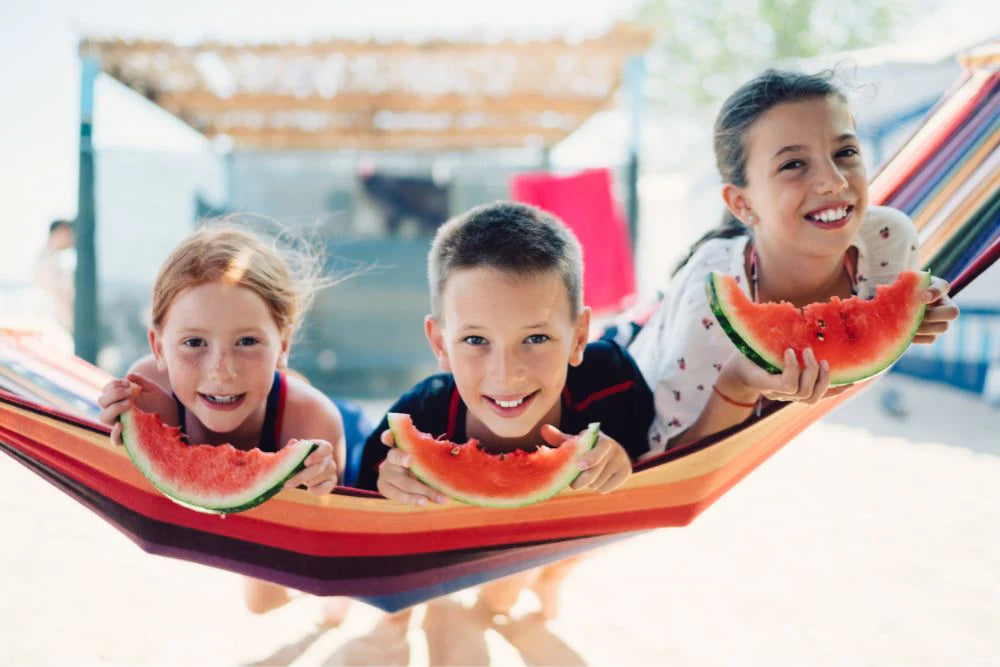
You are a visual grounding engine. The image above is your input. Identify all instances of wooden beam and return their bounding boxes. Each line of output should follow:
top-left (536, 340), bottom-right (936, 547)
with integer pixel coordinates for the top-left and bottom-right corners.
top-left (152, 91), bottom-right (613, 116)
top-left (216, 126), bottom-right (572, 150)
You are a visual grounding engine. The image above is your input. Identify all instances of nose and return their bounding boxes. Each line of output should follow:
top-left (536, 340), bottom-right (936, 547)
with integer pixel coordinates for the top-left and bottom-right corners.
top-left (814, 157), bottom-right (849, 196)
top-left (488, 346), bottom-right (525, 386)
top-left (207, 348), bottom-right (237, 381)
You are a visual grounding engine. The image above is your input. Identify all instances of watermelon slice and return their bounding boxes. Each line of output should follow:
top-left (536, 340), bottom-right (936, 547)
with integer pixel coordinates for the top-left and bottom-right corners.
top-left (387, 413), bottom-right (600, 508)
top-left (120, 407), bottom-right (317, 514)
top-left (706, 269), bottom-right (931, 386)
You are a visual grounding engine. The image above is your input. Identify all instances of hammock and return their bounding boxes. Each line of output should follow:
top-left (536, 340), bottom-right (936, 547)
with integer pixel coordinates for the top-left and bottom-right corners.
top-left (2, 48), bottom-right (998, 613)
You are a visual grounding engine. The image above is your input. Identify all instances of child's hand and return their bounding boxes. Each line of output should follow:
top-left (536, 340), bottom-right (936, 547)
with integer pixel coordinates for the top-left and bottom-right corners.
top-left (283, 440), bottom-right (339, 496)
top-left (97, 373), bottom-right (177, 446)
top-left (913, 276), bottom-right (959, 344)
top-left (719, 347), bottom-right (832, 405)
top-left (541, 425), bottom-right (633, 494)
top-left (376, 429), bottom-right (448, 506)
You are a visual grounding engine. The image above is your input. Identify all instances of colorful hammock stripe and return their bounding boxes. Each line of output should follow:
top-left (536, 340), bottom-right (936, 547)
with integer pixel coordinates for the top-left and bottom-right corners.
top-left (1, 47), bottom-right (999, 612)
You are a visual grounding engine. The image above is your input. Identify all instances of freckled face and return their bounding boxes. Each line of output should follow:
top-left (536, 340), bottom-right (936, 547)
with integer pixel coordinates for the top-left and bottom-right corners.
top-left (151, 282), bottom-right (289, 437)
top-left (740, 96), bottom-right (868, 259)
top-left (426, 267), bottom-right (588, 441)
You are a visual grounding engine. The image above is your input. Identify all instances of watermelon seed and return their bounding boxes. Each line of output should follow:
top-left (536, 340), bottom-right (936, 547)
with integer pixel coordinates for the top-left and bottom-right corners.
top-left (818, 319), bottom-right (826, 328)
top-left (816, 332), bottom-right (825, 341)
top-left (450, 446), bottom-right (461, 457)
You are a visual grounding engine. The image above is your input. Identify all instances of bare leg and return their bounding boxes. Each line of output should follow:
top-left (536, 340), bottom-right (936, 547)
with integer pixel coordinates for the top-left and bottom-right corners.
top-left (335, 608), bottom-right (413, 666)
top-left (477, 569), bottom-right (538, 617)
top-left (530, 556), bottom-right (584, 620)
top-left (318, 597), bottom-right (351, 628)
top-left (244, 577), bottom-right (294, 614)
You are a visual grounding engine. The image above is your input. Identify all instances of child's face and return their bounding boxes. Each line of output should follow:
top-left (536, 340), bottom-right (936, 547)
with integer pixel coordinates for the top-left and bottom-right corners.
top-left (729, 95), bottom-right (868, 259)
top-left (150, 282), bottom-right (290, 436)
top-left (425, 267), bottom-right (589, 441)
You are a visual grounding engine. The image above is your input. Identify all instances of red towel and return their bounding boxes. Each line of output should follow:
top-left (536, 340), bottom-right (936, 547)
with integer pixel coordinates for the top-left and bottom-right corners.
top-left (511, 169), bottom-right (636, 314)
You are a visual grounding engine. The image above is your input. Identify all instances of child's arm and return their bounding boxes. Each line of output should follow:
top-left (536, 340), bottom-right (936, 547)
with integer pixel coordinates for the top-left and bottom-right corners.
top-left (541, 425), bottom-right (632, 494)
top-left (669, 347), bottom-right (836, 449)
top-left (280, 377), bottom-right (346, 495)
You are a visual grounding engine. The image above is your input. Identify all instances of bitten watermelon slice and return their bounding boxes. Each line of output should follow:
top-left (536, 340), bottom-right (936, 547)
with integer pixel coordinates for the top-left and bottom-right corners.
top-left (706, 269), bottom-right (931, 386)
top-left (120, 407), bottom-right (317, 514)
top-left (387, 413), bottom-right (600, 508)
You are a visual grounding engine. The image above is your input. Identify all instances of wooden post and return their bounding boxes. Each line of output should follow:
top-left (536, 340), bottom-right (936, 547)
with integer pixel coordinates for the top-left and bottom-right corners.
top-left (74, 56), bottom-right (99, 363)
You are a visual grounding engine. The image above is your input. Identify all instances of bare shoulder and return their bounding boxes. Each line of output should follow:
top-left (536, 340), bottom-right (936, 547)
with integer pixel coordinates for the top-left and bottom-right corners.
top-left (128, 354), bottom-right (171, 393)
top-left (282, 373), bottom-right (344, 439)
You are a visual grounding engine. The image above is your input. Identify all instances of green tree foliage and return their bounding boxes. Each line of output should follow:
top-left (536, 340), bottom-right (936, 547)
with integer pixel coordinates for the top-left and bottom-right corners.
top-left (638, 0), bottom-right (919, 109)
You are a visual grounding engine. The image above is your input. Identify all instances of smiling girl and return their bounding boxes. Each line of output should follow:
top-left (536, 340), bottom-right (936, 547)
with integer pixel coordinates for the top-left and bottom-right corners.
top-left (629, 69), bottom-right (959, 454)
top-left (96, 222), bottom-right (346, 619)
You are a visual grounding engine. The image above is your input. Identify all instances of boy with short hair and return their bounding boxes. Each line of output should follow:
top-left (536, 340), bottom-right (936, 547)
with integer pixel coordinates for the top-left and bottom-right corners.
top-left (356, 200), bottom-right (653, 497)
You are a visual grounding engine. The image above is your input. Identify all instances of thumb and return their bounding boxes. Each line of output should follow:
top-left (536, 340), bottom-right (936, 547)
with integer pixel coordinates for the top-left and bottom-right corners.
top-left (540, 423), bottom-right (571, 447)
top-left (125, 373), bottom-right (156, 392)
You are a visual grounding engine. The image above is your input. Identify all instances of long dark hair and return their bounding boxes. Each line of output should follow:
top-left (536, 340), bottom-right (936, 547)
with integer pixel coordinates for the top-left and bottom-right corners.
top-left (673, 69), bottom-right (846, 276)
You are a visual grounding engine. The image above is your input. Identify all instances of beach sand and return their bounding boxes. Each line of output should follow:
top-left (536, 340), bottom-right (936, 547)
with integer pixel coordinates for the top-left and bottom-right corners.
top-left (1, 375), bottom-right (998, 666)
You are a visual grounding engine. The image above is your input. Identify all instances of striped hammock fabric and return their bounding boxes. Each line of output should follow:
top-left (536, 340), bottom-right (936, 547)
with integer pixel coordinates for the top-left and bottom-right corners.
top-left (1, 46), bottom-right (998, 612)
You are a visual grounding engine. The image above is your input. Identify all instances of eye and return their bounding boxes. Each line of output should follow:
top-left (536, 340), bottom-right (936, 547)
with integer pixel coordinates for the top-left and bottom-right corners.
top-left (525, 334), bottom-right (550, 344)
top-left (778, 159), bottom-right (805, 172)
top-left (181, 338), bottom-right (205, 348)
top-left (237, 336), bottom-right (260, 346)
top-left (836, 146), bottom-right (860, 159)
top-left (462, 335), bottom-right (488, 346)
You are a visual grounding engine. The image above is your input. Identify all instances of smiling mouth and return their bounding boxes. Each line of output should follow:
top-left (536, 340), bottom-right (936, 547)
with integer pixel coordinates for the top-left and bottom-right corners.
top-left (198, 392), bottom-right (246, 406)
top-left (485, 391), bottom-right (539, 412)
top-left (805, 205), bottom-right (854, 224)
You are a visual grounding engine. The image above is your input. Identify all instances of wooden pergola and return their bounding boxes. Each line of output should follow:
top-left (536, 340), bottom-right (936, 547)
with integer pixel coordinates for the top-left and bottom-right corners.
top-left (78, 23), bottom-right (652, 151)
top-left (72, 25), bottom-right (652, 361)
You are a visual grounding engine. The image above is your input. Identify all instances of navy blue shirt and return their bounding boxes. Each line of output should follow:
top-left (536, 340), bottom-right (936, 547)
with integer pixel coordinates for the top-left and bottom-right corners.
top-left (355, 340), bottom-right (653, 491)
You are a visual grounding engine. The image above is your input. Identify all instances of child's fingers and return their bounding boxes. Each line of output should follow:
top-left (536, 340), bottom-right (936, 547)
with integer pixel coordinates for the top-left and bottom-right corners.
top-left (110, 422), bottom-right (124, 447)
top-left (303, 440), bottom-right (333, 466)
top-left (97, 399), bottom-right (132, 426)
top-left (380, 429), bottom-right (396, 447)
top-left (594, 465), bottom-right (631, 494)
top-left (912, 333), bottom-right (939, 345)
top-left (306, 479), bottom-right (338, 496)
top-left (539, 424), bottom-right (572, 448)
top-left (384, 448), bottom-right (411, 468)
top-left (923, 277), bottom-right (951, 304)
top-left (574, 434), bottom-right (612, 472)
top-left (378, 470), bottom-right (446, 506)
top-left (96, 384), bottom-right (134, 409)
top-left (804, 359), bottom-right (831, 404)
top-left (916, 320), bottom-right (951, 335)
top-left (923, 303), bottom-right (960, 322)
top-left (284, 455), bottom-right (336, 490)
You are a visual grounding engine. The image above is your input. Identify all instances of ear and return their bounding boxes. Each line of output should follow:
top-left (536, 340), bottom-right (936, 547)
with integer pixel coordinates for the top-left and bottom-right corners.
top-left (721, 184), bottom-right (754, 225)
top-left (424, 315), bottom-right (451, 372)
top-left (277, 329), bottom-right (292, 369)
top-left (148, 328), bottom-right (167, 372)
top-left (569, 306), bottom-right (591, 367)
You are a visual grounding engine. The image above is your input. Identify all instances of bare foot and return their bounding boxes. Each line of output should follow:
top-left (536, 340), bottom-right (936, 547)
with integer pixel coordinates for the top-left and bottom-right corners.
top-left (530, 556), bottom-right (583, 620)
top-left (317, 596), bottom-right (351, 629)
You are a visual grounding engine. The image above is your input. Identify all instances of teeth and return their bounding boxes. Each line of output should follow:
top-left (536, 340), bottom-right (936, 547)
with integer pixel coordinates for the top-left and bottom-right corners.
top-left (206, 394), bottom-right (239, 403)
top-left (812, 206), bottom-right (848, 222)
top-left (495, 397), bottom-right (525, 408)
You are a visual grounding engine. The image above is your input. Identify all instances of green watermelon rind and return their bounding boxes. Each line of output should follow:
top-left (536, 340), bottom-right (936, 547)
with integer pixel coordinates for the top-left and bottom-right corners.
top-left (120, 410), bottom-right (317, 515)
top-left (706, 270), bottom-right (931, 387)
top-left (388, 414), bottom-right (600, 509)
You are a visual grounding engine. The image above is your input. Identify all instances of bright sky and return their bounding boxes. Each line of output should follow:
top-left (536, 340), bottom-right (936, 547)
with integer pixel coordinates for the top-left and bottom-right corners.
top-left (0, 0), bottom-right (638, 282)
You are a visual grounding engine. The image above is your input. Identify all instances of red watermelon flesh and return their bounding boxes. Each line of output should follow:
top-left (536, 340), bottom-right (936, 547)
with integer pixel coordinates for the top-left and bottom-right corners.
top-left (120, 407), bottom-right (316, 514)
top-left (706, 269), bottom-right (930, 386)
top-left (387, 413), bottom-right (600, 508)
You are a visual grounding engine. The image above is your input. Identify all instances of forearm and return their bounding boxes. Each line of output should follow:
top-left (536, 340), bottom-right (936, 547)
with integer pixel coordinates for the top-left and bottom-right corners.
top-left (669, 380), bottom-right (759, 449)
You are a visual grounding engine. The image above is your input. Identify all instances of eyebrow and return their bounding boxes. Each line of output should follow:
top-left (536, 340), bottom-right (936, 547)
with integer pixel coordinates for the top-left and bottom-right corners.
top-left (773, 133), bottom-right (859, 159)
